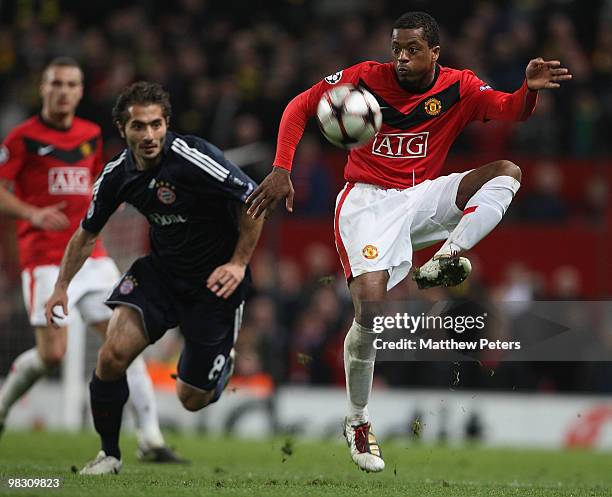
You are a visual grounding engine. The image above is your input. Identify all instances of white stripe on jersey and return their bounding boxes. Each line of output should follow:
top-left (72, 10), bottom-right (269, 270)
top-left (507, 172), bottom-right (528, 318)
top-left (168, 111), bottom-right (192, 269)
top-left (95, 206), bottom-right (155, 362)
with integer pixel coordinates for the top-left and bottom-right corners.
top-left (92, 151), bottom-right (127, 200)
top-left (173, 137), bottom-right (230, 178)
top-left (171, 138), bottom-right (229, 182)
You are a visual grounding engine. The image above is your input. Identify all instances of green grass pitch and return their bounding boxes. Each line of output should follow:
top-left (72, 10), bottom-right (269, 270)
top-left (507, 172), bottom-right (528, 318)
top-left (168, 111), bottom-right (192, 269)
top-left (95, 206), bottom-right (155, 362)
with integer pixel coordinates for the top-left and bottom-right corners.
top-left (0, 431), bottom-right (610, 496)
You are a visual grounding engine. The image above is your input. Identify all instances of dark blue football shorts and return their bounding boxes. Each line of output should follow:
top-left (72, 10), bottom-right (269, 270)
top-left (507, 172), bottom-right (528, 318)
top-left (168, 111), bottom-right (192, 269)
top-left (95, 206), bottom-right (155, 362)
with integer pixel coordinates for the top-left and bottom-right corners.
top-left (105, 256), bottom-right (248, 391)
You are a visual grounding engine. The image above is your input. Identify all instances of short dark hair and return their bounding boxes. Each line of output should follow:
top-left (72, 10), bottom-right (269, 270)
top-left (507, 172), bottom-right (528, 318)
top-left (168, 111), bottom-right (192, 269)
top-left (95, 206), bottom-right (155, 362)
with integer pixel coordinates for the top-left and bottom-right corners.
top-left (392, 12), bottom-right (440, 47)
top-left (112, 81), bottom-right (172, 128)
top-left (42, 56), bottom-right (82, 81)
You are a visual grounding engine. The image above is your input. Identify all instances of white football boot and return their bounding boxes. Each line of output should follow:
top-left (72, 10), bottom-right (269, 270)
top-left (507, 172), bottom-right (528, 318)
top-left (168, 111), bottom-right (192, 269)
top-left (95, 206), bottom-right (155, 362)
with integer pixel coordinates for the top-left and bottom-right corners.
top-left (79, 451), bottom-right (122, 475)
top-left (343, 417), bottom-right (385, 472)
top-left (412, 253), bottom-right (472, 290)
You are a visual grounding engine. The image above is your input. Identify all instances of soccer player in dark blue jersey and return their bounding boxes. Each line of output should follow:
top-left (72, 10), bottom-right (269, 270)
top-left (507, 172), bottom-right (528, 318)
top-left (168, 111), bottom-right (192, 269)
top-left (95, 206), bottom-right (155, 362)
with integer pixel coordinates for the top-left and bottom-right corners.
top-left (44, 82), bottom-right (264, 475)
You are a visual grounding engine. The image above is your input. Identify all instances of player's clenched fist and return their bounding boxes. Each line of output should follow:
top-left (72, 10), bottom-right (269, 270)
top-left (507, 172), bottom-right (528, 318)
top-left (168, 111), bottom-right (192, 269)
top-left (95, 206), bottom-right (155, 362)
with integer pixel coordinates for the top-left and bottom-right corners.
top-left (44, 285), bottom-right (69, 328)
top-left (206, 262), bottom-right (246, 299)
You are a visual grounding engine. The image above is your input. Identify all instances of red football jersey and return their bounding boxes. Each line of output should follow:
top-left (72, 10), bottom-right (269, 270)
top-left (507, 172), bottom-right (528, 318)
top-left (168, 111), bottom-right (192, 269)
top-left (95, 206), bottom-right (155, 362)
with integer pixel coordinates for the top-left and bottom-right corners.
top-left (273, 61), bottom-right (538, 189)
top-left (0, 115), bottom-right (107, 270)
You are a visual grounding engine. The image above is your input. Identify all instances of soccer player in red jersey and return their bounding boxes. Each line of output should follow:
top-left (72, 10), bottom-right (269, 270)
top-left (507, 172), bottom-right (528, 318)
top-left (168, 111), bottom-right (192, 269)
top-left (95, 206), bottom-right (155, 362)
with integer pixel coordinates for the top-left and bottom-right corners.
top-left (0, 57), bottom-right (185, 463)
top-left (246, 12), bottom-right (572, 472)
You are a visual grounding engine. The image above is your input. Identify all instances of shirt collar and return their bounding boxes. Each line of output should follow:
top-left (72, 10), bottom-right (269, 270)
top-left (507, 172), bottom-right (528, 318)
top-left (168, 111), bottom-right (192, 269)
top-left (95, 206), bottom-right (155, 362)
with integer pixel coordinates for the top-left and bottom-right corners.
top-left (395, 63), bottom-right (440, 94)
top-left (38, 113), bottom-right (72, 132)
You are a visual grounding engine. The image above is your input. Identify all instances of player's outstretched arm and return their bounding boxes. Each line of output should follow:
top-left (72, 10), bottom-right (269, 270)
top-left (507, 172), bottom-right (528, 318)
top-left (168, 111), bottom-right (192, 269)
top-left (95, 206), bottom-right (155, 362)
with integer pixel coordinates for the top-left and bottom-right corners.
top-left (45, 227), bottom-right (99, 327)
top-left (246, 167), bottom-right (294, 219)
top-left (525, 57), bottom-right (572, 90)
top-left (207, 205), bottom-right (265, 299)
top-left (246, 84), bottom-right (323, 219)
top-left (0, 182), bottom-right (69, 231)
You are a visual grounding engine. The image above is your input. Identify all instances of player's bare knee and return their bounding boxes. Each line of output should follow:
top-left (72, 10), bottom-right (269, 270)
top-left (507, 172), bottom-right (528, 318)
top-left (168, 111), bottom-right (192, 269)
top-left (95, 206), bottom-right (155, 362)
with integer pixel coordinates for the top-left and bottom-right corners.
top-left (497, 160), bottom-right (521, 182)
top-left (177, 386), bottom-right (214, 412)
top-left (39, 349), bottom-right (65, 369)
top-left (355, 309), bottom-right (382, 329)
top-left (350, 273), bottom-right (387, 328)
top-left (355, 302), bottom-right (385, 330)
top-left (180, 396), bottom-right (207, 412)
top-left (98, 343), bottom-right (129, 376)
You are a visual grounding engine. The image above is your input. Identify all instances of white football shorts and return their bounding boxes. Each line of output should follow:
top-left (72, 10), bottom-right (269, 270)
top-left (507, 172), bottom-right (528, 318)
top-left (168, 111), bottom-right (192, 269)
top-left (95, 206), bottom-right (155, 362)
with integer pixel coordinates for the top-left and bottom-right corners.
top-left (21, 256), bottom-right (121, 327)
top-left (334, 171), bottom-right (471, 290)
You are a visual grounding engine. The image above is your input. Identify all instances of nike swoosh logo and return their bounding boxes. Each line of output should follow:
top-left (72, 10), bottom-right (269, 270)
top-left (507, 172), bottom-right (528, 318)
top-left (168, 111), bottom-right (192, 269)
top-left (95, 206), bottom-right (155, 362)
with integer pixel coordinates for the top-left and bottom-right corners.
top-left (37, 145), bottom-right (55, 156)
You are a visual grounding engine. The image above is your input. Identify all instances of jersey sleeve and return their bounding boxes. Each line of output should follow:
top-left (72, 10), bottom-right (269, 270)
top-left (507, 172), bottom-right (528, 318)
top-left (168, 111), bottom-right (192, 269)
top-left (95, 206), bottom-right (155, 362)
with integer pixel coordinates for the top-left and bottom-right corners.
top-left (0, 129), bottom-right (27, 182)
top-left (174, 136), bottom-right (258, 203)
top-left (81, 154), bottom-right (124, 234)
top-left (273, 61), bottom-right (371, 171)
top-left (461, 70), bottom-right (538, 123)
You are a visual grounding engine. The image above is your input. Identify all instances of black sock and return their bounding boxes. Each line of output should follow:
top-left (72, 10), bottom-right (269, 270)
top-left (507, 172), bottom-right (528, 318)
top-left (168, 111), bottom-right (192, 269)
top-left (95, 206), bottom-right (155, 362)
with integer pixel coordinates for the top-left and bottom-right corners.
top-left (89, 371), bottom-right (129, 460)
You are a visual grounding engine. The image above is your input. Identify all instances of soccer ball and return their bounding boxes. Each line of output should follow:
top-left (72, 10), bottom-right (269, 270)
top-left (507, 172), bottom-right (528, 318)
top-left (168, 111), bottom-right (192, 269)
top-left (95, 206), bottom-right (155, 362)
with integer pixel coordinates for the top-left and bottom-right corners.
top-left (316, 85), bottom-right (382, 149)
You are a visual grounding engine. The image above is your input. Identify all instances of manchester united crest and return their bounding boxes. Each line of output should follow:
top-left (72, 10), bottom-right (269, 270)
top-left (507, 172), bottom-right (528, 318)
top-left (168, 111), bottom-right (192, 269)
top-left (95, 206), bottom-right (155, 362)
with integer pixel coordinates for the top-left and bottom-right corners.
top-left (80, 142), bottom-right (92, 157)
top-left (424, 97), bottom-right (442, 116)
top-left (362, 244), bottom-right (379, 260)
top-left (156, 180), bottom-right (177, 204)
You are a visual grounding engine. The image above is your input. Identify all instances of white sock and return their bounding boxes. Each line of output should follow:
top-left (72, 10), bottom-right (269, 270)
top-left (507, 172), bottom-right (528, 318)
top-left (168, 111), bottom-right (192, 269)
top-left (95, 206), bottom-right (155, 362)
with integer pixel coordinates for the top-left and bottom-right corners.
top-left (344, 320), bottom-right (378, 425)
top-left (126, 355), bottom-right (165, 449)
top-left (437, 176), bottom-right (520, 255)
top-left (0, 348), bottom-right (49, 421)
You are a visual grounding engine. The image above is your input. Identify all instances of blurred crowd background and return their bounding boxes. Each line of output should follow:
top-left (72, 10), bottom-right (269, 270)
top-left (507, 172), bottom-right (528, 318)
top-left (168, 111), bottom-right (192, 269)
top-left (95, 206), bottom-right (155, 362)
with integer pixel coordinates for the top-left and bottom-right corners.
top-left (1, 0), bottom-right (612, 395)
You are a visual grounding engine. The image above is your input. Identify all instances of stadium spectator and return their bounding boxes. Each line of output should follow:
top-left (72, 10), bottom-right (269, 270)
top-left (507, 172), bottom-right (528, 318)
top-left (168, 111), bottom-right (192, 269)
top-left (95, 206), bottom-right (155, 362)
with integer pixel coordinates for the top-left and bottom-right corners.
top-left (520, 161), bottom-right (570, 223)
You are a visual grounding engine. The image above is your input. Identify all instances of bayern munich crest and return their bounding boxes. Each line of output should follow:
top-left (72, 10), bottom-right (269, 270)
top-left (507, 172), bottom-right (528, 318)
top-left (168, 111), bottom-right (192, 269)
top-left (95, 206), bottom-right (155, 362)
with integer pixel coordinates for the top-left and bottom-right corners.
top-left (156, 180), bottom-right (177, 204)
top-left (119, 276), bottom-right (138, 295)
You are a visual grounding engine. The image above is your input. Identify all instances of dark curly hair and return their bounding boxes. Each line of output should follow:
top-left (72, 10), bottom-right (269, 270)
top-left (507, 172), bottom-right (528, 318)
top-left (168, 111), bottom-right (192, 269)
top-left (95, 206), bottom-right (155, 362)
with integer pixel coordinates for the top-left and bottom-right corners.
top-left (392, 12), bottom-right (440, 48)
top-left (112, 81), bottom-right (172, 129)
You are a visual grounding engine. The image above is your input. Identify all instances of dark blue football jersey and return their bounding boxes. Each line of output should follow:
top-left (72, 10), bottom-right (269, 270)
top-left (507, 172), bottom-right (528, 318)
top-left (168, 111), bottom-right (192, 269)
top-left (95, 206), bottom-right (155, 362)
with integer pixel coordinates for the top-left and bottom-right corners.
top-left (82, 132), bottom-right (257, 284)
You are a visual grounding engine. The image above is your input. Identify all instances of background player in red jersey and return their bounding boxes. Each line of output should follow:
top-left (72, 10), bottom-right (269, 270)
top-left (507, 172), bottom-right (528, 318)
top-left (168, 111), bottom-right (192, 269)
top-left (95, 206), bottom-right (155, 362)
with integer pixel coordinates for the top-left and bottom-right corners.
top-left (246, 12), bottom-right (572, 472)
top-left (0, 57), bottom-right (185, 463)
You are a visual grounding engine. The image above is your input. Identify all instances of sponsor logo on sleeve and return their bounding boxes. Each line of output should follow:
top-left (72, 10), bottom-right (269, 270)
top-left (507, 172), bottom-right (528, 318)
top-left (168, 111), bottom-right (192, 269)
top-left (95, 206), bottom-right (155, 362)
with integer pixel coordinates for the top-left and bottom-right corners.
top-left (324, 71), bottom-right (343, 84)
top-left (87, 201), bottom-right (95, 218)
top-left (0, 145), bottom-right (8, 165)
top-left (479, 84), bottom-right (492, 91)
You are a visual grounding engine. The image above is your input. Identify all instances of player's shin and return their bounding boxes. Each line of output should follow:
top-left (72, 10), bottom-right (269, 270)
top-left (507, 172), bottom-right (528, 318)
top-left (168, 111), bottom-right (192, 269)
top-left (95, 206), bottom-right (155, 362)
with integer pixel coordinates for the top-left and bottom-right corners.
top-left (0, 348), bottom-right (50, 423)
top-left (437, 175), bottom-right (520, 255)
top-left (126, 355), bottom-right (165, 450)
top-left (89, 371), bottom-right (129, 460)
top-left (344, 320), bottom-right (378, 424)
